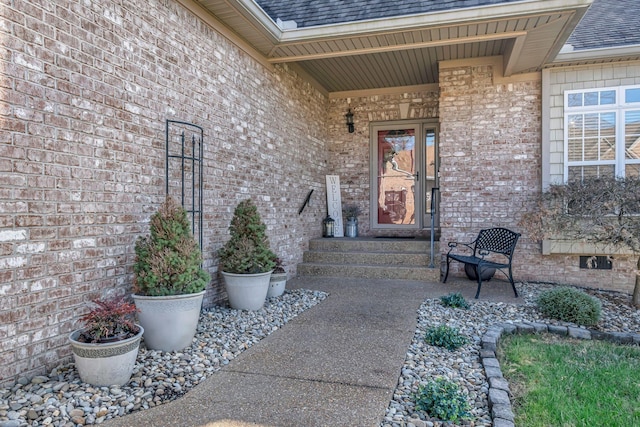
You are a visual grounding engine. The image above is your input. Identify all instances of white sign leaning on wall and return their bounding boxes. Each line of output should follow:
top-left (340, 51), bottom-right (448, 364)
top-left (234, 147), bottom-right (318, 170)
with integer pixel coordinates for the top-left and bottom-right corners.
top-left (325, 175), bottom-right (344, 237)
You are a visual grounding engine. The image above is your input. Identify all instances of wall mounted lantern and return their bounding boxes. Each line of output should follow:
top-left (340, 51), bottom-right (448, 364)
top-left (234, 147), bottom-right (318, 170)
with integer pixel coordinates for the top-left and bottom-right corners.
top-left (322, 215), bottom-right (335, 238)
top-left (345, 109), bottom-right (354, 133)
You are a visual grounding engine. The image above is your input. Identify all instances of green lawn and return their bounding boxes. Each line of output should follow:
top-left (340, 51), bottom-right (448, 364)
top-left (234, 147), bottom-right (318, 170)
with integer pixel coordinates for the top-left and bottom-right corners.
top-left (497, 334), bottom-right (640, 427)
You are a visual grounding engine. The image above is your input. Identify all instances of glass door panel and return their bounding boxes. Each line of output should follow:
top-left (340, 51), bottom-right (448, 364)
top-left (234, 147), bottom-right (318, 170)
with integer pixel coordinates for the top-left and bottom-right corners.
top-left (424, 127), bottom-right (439, 227)
top-left (376, 128), bottom-right (417, 225)
top-left (371, 120), bottom-right (439, 230)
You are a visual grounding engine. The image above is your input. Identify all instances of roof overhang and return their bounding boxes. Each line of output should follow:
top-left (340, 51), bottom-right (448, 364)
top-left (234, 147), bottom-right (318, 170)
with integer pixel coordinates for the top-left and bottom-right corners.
top-left (549, 44), bottom-right (640, 68)
top-left (194, 0), bottom-right (594, 93)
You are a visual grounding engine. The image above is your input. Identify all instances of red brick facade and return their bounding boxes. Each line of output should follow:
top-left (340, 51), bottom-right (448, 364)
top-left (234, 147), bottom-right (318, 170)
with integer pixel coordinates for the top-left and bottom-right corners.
top-left (1, 0), bottom-right (637, 386)
top-left (1, 0), bottom-right (328, 385)
top-left (438, 62), bottom-right (543, 278)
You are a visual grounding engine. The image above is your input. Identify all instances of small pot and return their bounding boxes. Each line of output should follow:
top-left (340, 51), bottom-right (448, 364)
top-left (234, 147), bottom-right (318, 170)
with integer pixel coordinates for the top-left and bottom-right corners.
top-left (267, 272), bottom-right (287, 298)
top-left (345, 217), bottom-right (358, 238)
top-left (221, 270), bottom-right (272, 310)
top-left (464, 263), bottom-right (496, 281)
top-left (69, 325), bottom-right (143, 386)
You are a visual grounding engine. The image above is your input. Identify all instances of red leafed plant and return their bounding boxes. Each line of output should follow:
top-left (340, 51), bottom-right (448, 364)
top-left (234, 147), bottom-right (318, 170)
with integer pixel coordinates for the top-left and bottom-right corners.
top-left (77, 297), bottom-right (140, 343)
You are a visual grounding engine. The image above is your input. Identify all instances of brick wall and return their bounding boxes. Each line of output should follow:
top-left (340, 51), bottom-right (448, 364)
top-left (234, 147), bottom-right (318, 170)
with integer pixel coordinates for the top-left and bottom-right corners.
top-left (0, 0), bottom-right (328, 385)
top-left (438, 62), bottom-right (542, 279)
top-left (439, 61), bottom-right (637, 293)
top-left (3, 0), bottom-right (637, 386)
top-left (327, 91), bottom-right (439, 235)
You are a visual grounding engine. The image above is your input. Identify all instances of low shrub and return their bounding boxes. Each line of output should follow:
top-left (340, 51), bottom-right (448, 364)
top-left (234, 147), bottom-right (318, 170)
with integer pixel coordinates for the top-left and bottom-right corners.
top-left (424, 324), bottom-right (468, 351)
top-left (78, 297), bottom-right (139, 343)
top-left (536, 286), bottom-right (602, 326)
top-left (439, 292), bottom-right (470, 309)
top-left (414, 377), bottom-right (471, 422)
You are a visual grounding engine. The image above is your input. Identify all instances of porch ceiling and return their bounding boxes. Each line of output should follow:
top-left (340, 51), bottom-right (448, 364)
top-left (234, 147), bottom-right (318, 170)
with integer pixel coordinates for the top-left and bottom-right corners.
top-left (194, 0), bottom-right (593, 94)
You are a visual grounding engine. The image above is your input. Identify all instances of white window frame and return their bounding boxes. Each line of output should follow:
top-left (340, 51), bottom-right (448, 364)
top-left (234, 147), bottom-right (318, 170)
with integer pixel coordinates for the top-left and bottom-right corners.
top-left (564, 85), bottom-right (640, 181)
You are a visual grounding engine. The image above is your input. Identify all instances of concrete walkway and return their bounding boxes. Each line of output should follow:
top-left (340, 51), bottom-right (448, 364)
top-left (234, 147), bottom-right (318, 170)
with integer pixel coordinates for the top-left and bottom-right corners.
top-left (104, 276), bottom-right (521, 427)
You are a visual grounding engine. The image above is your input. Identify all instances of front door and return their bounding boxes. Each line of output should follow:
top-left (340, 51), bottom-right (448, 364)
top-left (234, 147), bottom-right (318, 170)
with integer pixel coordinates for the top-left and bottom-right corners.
top-left (370, 120), bottom-right (439, 230)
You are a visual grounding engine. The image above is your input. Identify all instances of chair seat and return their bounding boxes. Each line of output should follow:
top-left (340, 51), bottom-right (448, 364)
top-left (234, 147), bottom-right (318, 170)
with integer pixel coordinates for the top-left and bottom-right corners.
top-left (447, 254), bottom-right (508, 269)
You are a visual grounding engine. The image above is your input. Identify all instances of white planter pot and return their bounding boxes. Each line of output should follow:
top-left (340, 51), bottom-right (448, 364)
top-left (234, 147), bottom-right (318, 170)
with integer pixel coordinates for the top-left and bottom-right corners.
top-left (221, 270), bottom-right (272, 310)
top-left (267, 272), bottom-right (287, 298)
top-left (132, 291), bottom-right (204, 352)
top-left (69, 325), bottom-right (143, 387)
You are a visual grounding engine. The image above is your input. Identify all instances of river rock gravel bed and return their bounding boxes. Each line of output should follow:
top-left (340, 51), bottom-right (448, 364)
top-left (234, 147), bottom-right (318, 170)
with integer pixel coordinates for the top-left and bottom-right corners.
top-left (1, 282), bottom-right (638, 427)
top-left (381, 281), bottom-right (640, 427)
top-left (0, 289), bottom-right (327, 427)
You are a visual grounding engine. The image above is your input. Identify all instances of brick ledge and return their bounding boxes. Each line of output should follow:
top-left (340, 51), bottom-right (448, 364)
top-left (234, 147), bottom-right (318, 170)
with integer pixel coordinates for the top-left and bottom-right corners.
top-left (541, 239), bottom-right (635, 255)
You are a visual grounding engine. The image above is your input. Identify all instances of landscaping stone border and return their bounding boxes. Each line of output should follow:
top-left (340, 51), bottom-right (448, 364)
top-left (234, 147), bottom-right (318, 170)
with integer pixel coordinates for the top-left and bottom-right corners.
top-left (480, 323), bottom-right (640, 427)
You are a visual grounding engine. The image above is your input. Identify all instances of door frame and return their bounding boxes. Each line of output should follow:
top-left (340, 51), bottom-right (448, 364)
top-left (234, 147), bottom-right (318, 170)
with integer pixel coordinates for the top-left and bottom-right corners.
top-left (369, 119), bottom-right (439, 231)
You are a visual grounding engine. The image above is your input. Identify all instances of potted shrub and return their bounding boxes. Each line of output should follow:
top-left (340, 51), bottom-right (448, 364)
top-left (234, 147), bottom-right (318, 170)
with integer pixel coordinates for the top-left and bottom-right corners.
top-left (68, 296), bottom-right (143, 386)
top-left (132, 196), bottom-right (211, 351)
top-left (267, 257), bottom-right (287, 298)
top-left (218, 199), bottom-right (276, 310)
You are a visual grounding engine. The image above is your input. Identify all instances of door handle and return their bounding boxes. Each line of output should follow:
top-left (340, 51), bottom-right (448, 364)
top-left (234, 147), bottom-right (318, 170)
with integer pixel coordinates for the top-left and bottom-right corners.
top-left (414, 171), bottom-right (419, 181)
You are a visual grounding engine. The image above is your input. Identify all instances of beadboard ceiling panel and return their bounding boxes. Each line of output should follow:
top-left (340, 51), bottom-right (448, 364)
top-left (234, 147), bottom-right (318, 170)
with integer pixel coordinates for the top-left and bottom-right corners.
top-left (294, 40), bottom-right (507, 92)
top-left (192, 0), bottom-right (594, 93)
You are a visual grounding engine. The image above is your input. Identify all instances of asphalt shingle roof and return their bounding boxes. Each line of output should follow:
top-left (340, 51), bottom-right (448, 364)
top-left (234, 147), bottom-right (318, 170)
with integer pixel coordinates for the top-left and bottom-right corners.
top-left (257, 0), bottom-right (640, 51)
top-left (255, 0), bottom-right (524, 28)
top-left (567, 0), bottom-right (640, 50)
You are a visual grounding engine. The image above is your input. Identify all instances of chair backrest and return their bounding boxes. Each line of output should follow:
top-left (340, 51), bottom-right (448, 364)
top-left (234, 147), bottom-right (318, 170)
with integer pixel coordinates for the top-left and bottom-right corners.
top-left (474, 227), bottom-right (520, 258)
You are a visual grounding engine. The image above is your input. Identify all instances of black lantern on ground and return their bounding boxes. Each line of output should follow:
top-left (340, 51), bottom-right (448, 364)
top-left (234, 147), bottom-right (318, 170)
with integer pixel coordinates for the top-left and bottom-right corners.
top-left (345, 109), bottom-right (354, 133)
top-left (322, 215), bottom-right (335, 238)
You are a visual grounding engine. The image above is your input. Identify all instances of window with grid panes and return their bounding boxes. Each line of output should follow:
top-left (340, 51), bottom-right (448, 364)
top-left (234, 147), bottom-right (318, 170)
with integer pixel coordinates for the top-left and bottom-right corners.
top-left (564, 86), bottom-right (640, 182)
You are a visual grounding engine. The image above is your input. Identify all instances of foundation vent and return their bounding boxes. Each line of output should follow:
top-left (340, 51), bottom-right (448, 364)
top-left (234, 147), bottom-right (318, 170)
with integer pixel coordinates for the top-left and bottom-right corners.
top-left (579, 255), bottom-right (612, 270)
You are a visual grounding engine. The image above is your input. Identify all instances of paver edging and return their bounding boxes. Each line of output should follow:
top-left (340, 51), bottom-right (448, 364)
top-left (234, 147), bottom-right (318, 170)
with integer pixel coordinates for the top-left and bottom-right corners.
top-left (481, 323), bottom-right (640, 427)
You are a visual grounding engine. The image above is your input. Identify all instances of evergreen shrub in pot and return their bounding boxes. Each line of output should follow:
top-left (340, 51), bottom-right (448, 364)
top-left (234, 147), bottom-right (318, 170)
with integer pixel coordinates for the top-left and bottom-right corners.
top-left (132, 196), bottom-right (211, 351)
top-left (68, 296), bottom-right (143, 386)
top-left (218, 199), bottom-right (276, 310)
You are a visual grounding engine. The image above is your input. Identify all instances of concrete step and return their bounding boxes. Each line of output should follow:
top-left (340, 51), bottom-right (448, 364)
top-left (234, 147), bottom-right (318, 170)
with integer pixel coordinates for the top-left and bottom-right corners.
top-left (303, 250), bottom-right (431, 266)
top-left (309, 237), bottom-right (434, 253)
top-left (298, 237), bottom-right (441, 281)
top-left (296, 262), bottom-right (441, 281)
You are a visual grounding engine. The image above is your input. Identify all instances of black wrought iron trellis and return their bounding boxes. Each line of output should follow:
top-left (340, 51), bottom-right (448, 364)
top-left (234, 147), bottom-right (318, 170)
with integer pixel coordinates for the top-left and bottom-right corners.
top-left (165, 120), bottom-right (204, 251)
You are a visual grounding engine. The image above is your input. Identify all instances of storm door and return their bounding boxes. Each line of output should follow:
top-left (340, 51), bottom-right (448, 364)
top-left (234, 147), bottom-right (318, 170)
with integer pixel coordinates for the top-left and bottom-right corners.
top-left (370, 121), bottom-right (439, 230)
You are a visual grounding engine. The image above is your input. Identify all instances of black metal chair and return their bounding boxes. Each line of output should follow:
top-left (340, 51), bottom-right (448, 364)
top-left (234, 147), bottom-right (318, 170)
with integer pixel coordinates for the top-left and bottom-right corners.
top-left (443, 227), bottom-right (520, 299)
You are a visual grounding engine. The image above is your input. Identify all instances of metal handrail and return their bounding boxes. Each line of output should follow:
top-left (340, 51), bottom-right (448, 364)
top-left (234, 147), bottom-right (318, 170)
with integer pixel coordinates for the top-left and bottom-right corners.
top-left (429, 187), bottom-right (439, 268)
top-left (298, 189), bottom-right (313, 215)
